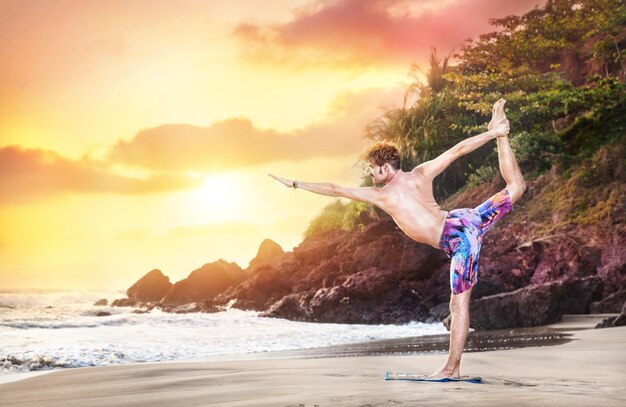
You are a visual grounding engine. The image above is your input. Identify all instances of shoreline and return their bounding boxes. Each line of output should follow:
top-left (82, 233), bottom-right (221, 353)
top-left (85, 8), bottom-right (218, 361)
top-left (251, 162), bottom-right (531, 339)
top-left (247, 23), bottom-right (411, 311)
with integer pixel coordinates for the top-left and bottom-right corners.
top-left (2, 314), bottom-right (601, 382)
top-left (2, 314), bottom-right (625, 406)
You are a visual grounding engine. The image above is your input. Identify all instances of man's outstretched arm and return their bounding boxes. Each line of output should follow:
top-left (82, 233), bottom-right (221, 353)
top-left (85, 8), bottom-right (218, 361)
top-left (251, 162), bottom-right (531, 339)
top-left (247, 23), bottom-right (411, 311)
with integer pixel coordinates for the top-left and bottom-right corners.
top-left (415, 119), bottom-right (509, 181)
top-left (268, 174), bottom-right (384, 206)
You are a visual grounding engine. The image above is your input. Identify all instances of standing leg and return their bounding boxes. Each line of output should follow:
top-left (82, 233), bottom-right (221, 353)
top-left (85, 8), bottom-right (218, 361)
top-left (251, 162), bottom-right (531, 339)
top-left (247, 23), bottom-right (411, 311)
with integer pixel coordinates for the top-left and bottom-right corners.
top-left (429, 287), bottom-right (473, 378)
top-left (429, 231), bottom-right (480, 379)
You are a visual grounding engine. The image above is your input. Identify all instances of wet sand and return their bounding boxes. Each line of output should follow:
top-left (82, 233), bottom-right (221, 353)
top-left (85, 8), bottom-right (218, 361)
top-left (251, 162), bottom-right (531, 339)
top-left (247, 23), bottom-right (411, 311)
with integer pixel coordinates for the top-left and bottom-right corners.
top-left (1, 315), bottom-right (624, 406)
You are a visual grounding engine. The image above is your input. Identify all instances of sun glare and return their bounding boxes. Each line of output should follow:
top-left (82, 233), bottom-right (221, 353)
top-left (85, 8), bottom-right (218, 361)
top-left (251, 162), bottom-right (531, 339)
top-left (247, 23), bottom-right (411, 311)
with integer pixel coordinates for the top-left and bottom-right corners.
top-left (181, 172), bottom-right (249, 223)
top-left (200, 175), bottom-right (237, 206)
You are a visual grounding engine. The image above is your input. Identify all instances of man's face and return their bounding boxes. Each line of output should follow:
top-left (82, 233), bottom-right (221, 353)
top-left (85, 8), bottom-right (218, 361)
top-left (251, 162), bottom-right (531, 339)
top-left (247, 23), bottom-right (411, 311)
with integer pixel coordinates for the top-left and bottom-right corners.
top-left (368, 159), bottom-right (385, 185)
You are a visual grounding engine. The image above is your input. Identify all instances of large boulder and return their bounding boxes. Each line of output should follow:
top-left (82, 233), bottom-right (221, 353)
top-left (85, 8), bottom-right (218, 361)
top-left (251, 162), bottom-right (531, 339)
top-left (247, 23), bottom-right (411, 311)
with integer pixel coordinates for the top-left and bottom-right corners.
top-left (595, 301), bottom-right (626, 328)
top-left (126, 269), bottom-right (172, 302)
top-left (590, 290), bottom-right (626, 313)
top-left (261, 290), bottom-right (317, 321)
top-left (261, 267), bottom-right (429, 324)
top-left (111, 298), bottom-right (137, 307)
top-left (248, 239), bottom-right (285, 269)
top-left (445, 276), bottom-right (604, 331)
top-left (293, 230), bottom-right (349, 267)
top-left (332, 219), bottom-right (445, 278)
top-left (216, 261), bottom-right (299, 311)
top-left (161, 260), bottom-right (247, 306)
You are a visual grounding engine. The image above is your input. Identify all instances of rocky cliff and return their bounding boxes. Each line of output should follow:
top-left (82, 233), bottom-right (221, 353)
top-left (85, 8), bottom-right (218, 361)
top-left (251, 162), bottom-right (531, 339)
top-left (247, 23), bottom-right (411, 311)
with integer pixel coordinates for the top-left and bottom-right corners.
top-left (107, 142), bottom-right (625, 330)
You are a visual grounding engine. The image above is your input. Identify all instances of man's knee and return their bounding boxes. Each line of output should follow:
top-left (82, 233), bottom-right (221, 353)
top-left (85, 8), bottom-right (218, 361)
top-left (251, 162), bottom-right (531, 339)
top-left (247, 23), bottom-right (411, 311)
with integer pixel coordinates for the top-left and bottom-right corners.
top-left (507, 178), bottom-right (526, 204)
top-left (449, 288), bottom-right (472, 314)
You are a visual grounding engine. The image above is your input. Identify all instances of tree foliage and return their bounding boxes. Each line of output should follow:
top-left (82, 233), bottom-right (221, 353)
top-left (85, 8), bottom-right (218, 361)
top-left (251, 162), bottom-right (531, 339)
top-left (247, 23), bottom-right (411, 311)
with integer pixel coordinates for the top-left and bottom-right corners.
top-left (366, 0), bottom-right (625, 198)
top-left (306, 0), bottom-right (626, 237)
top-left (304, 200), bottom-right (378, 238)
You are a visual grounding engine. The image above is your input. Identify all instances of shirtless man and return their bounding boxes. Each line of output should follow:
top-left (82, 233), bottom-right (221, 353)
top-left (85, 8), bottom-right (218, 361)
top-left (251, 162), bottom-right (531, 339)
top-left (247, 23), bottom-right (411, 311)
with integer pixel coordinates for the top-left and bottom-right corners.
top-left (269, 99), bottom-right (525, 379)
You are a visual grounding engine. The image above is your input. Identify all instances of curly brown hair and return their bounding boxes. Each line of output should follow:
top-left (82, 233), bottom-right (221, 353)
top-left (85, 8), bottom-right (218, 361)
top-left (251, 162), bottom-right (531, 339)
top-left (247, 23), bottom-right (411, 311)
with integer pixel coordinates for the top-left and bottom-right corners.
top-left (364, 142), bottom-right (401, 170)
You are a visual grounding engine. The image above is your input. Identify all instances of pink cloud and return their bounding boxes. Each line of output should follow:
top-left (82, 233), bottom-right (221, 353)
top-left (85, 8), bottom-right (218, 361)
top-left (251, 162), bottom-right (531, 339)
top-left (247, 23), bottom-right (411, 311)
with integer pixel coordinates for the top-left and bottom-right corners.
top-left (233, 0), bottom-right (546, 69)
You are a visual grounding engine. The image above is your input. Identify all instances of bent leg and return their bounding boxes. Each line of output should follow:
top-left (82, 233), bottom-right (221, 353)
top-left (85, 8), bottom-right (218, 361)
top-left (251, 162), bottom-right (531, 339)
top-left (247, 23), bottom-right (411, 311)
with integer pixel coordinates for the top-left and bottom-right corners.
top-left (491, 98), bottom-right (525, 203)
top-left (496, 135), bottom-right (526, 204)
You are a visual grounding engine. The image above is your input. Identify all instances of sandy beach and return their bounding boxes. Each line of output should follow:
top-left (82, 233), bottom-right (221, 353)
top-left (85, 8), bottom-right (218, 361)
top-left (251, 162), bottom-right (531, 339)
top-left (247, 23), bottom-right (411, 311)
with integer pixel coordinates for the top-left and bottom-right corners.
top-left (1, 315), bottom-right (624, 407)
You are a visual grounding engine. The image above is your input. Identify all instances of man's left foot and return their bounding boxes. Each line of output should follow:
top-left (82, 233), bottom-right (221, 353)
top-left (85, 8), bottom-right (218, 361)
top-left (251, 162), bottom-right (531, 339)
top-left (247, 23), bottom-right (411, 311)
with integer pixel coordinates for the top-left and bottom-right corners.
top-left (488, 98), bottom-right (506, 131)
top-left (427, 369), bottom-right (460, 379)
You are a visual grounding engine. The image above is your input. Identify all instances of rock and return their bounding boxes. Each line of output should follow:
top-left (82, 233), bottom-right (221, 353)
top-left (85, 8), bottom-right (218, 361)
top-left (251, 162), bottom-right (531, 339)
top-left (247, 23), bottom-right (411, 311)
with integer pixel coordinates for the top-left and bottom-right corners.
top-left (595, 316), bottom-right (617, 328)
top-left (214, 263), bottom-right (297, 311)
top-left (590, 290), bottom-right (626, 313)
top-left (250, 217), bottom-right (447, 323)
top-left (597, 262), bottom-right (626, 297)
top-left (93, 299), bottom-right (108, 306)
top-left (161, 260), bottom-right (247, 306)
top-left (595, 301), bottom-right (626, 328)
top-left (471, 279), bottom-right (504, 299)
top-left (160, 299), bottom-right (222, 313)
top-left (170, 303), bottom-right (202, 314)
top-left (428, 302), bottom-right (450, 322)
top-left (127, 269), bottom-right (172, 302)
top-left (577, 245), bottom-right (602, 276)
top-left (199, 300), bottom-right (222, 313)
top-left (260, 291), bottom-right (316, 321)
top-left (444, 276), bottom-right (604, 331)
top-left (248, 239), bottom-right (285, 269)
top-left (95, 311), bottom-right (111, 317)
top-left (262, 268), bottom-right (429, 324)
top-left (111, 298), bottom-right (137, 307)
top-left (293, 230), bottom-right (348, 267)
top-left (132, 309), bottom-right (149, 314)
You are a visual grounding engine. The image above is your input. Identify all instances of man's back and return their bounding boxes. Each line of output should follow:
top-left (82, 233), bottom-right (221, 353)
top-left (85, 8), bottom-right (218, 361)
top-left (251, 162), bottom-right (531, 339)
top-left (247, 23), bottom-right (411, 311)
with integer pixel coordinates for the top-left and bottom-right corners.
top-left (376, 167), bottom-right (448, 248)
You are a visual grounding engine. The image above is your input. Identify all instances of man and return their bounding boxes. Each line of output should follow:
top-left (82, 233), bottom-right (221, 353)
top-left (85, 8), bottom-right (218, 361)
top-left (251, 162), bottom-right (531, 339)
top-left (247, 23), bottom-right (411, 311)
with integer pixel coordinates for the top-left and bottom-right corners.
top-left (269, 99), bottom-right (526, 379)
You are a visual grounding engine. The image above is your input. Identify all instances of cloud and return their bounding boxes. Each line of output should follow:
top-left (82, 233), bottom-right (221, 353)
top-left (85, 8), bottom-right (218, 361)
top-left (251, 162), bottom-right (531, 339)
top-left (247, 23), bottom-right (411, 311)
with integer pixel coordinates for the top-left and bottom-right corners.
top-left (233, 0), bottom-right (546, 69)
top-left (0, 145), bottom-right (200, 205)
top-left (1, 86), bottom-right (403, 204)
top-left (107, 86), bottom-right (405, 172)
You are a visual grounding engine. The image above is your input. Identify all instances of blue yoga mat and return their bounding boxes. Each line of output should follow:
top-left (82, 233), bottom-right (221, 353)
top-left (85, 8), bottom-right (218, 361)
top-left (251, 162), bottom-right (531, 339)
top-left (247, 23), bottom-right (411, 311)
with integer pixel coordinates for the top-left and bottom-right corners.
top-left (385, 372), bottom-right (482, 384)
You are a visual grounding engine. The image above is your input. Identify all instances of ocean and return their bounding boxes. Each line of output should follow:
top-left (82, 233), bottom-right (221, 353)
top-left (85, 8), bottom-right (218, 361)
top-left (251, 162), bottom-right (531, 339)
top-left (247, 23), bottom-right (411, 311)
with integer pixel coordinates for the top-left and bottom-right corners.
top-left (0, 289), bottom-right (446, 376)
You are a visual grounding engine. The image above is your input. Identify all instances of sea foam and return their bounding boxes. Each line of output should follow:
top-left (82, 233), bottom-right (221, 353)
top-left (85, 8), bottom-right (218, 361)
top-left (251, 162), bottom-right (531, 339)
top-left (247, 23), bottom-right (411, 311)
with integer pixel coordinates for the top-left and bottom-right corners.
top-left (1, 289), bottom-right (446, 375)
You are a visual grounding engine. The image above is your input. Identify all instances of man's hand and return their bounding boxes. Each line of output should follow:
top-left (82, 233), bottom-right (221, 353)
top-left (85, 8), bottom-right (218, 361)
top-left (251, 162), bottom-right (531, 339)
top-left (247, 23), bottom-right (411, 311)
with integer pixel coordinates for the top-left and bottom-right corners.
top-left (488, 98), bottom-right (506, 131)
top-left (268, 173), bottom-right (293, 188)
top-left (491, 118), bottom-right (510, 138)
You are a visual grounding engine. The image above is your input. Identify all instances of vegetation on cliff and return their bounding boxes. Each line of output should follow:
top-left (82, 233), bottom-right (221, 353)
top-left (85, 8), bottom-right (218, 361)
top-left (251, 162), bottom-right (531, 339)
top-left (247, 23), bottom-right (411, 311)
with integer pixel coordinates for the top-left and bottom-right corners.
top-left (307, 0), bottom-right (626, 237)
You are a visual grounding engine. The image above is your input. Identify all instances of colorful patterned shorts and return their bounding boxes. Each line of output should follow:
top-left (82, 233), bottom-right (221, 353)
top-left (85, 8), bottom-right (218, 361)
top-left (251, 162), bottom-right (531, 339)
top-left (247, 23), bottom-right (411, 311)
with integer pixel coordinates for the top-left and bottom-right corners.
top-left (438, 189), bottom-right (513, 294)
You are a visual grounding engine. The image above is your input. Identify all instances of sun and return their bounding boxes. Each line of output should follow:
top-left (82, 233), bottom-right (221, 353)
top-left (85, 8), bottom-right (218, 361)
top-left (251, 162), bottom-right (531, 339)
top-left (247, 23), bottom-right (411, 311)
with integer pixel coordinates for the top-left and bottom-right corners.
top-left (200, 175), bottom-right (237, 206)
top-left (182, 172), bottom-right (248, 223)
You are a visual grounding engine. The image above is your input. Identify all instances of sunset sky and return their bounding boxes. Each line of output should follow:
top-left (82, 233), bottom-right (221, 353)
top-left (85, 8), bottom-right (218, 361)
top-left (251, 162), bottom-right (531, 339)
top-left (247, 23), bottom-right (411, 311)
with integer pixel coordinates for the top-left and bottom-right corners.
top-left (0, 0), bottom-right (545, 290)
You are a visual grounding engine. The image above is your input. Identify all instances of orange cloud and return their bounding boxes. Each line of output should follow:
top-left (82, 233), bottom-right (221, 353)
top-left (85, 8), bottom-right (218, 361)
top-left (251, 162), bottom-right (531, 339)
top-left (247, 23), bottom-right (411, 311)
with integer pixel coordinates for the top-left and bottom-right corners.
top-left (233, 0), bottom-right (546, 69)
top-left (1, 87), bottom-right (403, 204)
top-left (0, 145), bottom-right (200, 205)
top-left (108, 87), bottom-right (404, 172)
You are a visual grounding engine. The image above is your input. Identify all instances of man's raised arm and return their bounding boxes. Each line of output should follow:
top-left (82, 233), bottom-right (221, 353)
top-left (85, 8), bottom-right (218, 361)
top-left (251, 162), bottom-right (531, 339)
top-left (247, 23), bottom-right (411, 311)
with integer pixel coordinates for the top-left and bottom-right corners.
top-left (415, 119), bottom-right (509, 181)
top-left (268, 174), bottom-right (383, 206)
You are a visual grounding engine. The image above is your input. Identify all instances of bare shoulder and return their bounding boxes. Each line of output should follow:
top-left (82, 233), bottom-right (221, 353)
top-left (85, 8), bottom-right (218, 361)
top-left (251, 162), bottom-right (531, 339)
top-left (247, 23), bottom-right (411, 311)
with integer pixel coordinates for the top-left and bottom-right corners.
top-left (410, 165), bottom-right (429, 180)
